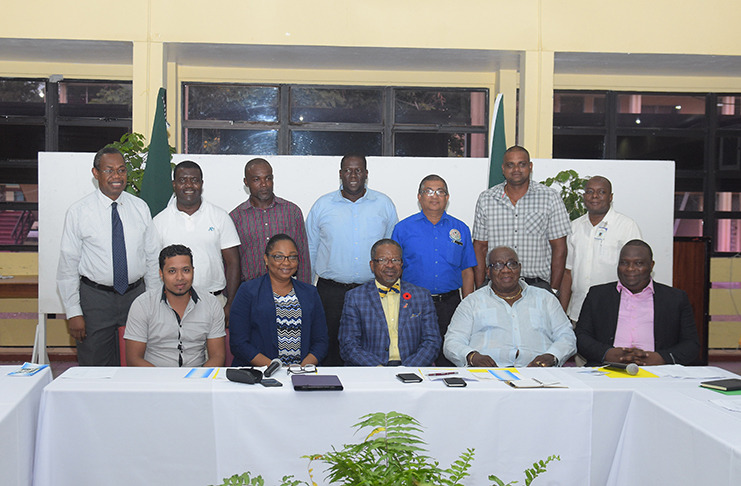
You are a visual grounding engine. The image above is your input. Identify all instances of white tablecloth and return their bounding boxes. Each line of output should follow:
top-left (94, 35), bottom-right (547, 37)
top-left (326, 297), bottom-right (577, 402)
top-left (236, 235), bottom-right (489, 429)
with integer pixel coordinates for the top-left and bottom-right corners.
top-left (32, 365), bottom-right (741, 486)
top-left (0, 365), bottom-right (53, 486)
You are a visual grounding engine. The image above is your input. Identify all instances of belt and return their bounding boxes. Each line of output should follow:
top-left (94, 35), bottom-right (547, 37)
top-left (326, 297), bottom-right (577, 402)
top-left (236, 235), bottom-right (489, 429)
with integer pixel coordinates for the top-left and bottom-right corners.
top-left (318, 277), bottom-right (362, 290)
top-left (80, 276), bottom-right (143, 294)
top-left (211, 289), bottom-right (224, 296)
top-left (430, 289), bottom-right (459, 303)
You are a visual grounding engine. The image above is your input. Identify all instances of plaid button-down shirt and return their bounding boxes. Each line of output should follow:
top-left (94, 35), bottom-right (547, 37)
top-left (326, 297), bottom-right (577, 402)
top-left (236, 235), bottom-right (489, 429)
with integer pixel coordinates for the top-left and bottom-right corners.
top-left (472, 181), bottom-right (571, 282)
top-left (229, 196), bottom-right (311, 283)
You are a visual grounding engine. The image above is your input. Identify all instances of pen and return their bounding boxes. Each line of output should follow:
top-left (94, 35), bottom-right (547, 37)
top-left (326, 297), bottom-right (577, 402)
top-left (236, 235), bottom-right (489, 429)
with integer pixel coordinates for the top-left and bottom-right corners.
top-left (428, 371), bottom-right (458, 377)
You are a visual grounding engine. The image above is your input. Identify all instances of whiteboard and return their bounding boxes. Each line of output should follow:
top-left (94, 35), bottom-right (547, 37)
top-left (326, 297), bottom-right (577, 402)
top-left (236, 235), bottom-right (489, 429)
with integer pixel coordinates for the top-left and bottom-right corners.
top-left (39, 153), bottom-right (674, 314)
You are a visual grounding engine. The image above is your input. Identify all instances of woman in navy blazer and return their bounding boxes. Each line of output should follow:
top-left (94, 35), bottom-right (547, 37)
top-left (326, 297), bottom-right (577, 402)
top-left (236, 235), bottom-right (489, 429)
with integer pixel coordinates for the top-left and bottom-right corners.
top-left (229, 234), bottom-right (328, 367)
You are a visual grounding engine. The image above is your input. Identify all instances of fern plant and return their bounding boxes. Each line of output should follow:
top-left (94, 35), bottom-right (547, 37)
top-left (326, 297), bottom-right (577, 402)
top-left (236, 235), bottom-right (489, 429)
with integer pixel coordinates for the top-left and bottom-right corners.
top-left (489, 455), bottom-right (561, 486)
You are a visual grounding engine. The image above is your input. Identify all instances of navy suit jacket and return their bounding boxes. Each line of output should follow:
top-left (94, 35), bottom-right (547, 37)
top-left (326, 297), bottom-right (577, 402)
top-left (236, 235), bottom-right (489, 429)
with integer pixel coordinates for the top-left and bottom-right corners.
top-left (339, 280), bottom-right (441, 366)
top-left (229, 274), bottom-right (329, 366)
top-left (575, 281), bottom-right (700, 366)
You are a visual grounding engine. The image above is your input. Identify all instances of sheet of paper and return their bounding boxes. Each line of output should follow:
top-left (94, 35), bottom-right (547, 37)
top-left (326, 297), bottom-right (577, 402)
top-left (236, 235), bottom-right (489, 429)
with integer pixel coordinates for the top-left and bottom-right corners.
top-left (60, 367), bottom-right (117, 379)
top-left (653, 365), bottom-right (728, 380)
top-left (709, 398), bottom-right (741, 412)
top-left (184, 368), bottom-right (214, 379)
top-left (598, 367), bottom-right (658, 379)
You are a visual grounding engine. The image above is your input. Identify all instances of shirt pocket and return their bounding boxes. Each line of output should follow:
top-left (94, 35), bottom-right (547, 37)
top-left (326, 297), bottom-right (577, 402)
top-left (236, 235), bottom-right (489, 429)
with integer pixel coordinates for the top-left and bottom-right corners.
top-left (598, 241), bottom-right (620, 265)
top-left (444, 239), bottom-right (465, 267)
top-left (524, 212), bottom-right (547, 236)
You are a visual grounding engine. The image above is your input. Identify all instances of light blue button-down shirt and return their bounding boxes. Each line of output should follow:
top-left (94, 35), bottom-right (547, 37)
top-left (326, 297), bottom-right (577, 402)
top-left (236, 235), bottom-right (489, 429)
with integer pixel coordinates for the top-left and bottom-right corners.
top-left (306, 188), bottom-right (398, 284)
top-left (444, 282), bottom-right (576, 367)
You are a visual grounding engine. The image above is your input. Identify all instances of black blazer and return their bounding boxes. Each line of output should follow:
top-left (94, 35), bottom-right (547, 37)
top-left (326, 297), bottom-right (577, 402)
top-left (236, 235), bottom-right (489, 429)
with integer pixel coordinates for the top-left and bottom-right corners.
top-left (575, 281), bottom-right (700, 366)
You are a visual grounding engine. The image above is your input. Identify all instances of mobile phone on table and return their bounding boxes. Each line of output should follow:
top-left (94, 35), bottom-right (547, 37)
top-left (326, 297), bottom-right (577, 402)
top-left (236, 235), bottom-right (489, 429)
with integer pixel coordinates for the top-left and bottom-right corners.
top-left (443, 377), bottom-right (467, 387)
top-left (396, 373), bottom-right (423, 383)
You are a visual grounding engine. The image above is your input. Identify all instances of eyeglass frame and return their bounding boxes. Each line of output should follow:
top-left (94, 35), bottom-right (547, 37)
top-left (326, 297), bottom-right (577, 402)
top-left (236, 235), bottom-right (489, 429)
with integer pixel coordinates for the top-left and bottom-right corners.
top-left (287, 363), bottom-right (317, 375)
top-left (371, 258), bottom-right (403, 266)
top-left (268, 254), bottom-right (299, 263)
top-left (487, 260), bottom-right (521, 272)
top-left (419, 188), bottom-right (448, 197)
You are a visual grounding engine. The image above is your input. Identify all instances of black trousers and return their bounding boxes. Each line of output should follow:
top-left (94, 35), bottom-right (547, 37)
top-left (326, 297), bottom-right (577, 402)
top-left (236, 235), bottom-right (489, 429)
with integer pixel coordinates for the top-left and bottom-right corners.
top-left (433, 291), bottom-right (462, 367)
top-left (316, 278), bottom-right (361, 366)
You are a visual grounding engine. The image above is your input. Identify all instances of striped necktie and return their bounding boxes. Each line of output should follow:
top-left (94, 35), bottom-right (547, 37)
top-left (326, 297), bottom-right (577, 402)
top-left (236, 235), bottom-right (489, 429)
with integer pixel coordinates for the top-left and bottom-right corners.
top-left (111, 202), bottom-right (129, 295)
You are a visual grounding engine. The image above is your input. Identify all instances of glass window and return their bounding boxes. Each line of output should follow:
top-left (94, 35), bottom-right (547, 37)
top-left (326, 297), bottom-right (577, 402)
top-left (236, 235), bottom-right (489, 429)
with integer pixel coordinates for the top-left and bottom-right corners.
top-left (291, 131), bottom-right (382, 156)
top-left (717, 96), bottom-right (741, 129)
top-left (186, 128), bottom-right (278, 155)
top-left (0, 125), bottom-right (45, 159)
top-left (58, 82), bottom-right (132, 118)
top-left (715, 219), bottom-right (741, 252)
top-left (673, 218), bottom-right (703, 237)
top-left (395, 89), bottom-right (487, 126)
top-left (185, 84), bottom-right (279, 122)
top-left (394, 132), bottom-right (486, 157)
top-left (716, 179), bottom-right (741, 212)
top-left (59, 126), bottom-right (130, 153)
top-left (290, 87), bottom-right (382, 123)
top-left (553, 92), bottom-right (606, 127)
top-left (553, 134), bottom-right (605, 159)
top-left (675, 178), bottom-right (704, 212)
top-left (718, 135), bottom-right (741, 170)
top-left (0, 209), bottom-right (36, 246)
top-left (616, 135), bottom-right (704, 171)
top-left (617, 94), bottom-right (706, 128)
top-left (0, 79), bottom-right (45, 116)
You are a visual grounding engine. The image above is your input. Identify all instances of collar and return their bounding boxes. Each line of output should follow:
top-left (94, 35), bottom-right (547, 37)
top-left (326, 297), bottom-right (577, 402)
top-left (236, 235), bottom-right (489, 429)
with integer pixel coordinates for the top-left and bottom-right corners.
top-left (331, 188), bottom-right (376, 203)
top-left (487, 279), bottom-right (527, 301)
top-left (616, 279), bottom-right (654, 296)
top-left (97, 190), bottom-right (124, 207)
top-left (244, 195), bottom-right (283, 211)
top-left (588, 206), bottom-right (616, 227)
top-left (415, 211), bottom-right (450, 225)
top-left (168, 194), bottom-right (204, 216)
top-left (160, 285), bottom-right (199, 304)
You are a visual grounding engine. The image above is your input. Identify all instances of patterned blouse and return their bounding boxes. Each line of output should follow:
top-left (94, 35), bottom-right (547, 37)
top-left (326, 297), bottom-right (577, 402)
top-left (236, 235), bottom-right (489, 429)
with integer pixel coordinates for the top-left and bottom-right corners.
top-left (274, 288), bottom-right (303, 365)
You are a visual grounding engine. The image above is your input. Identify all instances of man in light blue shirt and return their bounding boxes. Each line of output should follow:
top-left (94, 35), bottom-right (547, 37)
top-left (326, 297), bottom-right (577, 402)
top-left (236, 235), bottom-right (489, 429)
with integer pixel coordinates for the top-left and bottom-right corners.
top-left (444, 246), bottom-right (576, 368)
top-left (306, 153), bottom-right (398, 365)
top-left (392, 174), bottom-right (477, 366)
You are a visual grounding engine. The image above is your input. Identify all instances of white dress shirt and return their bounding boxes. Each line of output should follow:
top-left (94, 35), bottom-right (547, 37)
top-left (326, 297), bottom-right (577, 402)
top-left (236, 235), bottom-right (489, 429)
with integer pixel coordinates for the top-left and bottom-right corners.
top-left (565, 207), bottom-right (642, 321)
top-left (57, 190), bottom-right (159, 318)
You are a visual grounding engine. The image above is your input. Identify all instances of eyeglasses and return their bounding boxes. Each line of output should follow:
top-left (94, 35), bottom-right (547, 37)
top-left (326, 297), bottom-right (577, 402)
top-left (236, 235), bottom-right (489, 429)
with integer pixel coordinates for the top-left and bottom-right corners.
top-left (268, 254), bottom-right (299, 263)
top-left (372, 258), bottom-right (402, 266)
top-left (287, 364), bottom-right (316, 375)
top-left (99, 168), bottom-right (127, 175)
top-left (420, 188), bottom-right (448, 197)
top-left (488, 261), bottom-right (521, 272)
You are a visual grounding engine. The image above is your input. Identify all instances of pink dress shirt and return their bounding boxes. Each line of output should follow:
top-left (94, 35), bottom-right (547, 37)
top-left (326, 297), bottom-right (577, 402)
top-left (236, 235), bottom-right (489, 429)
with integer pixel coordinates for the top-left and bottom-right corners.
top-left (613, 279), bottom-right (655, 351)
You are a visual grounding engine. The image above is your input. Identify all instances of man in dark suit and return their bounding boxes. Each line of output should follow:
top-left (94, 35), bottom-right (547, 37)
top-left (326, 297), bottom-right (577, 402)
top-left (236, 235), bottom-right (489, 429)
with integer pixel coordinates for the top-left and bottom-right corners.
top-left (339, 239), bottom-right (441, 366)
top-left (576, 239), bottom-right (700, 366)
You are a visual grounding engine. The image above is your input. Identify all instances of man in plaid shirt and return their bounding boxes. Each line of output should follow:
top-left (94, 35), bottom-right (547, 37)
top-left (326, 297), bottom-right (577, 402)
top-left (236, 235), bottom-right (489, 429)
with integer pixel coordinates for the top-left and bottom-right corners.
top-left (230, 158), bottom-right (311, 284)
top-left (472, 146), bottom-right (571, 296)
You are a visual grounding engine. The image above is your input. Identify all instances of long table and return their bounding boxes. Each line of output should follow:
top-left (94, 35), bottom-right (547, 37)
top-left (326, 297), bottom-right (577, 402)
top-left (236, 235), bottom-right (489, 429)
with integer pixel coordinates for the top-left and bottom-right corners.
top-left (0, 365), bottom-right (52, 486)
top-left (32, 366), bottom-right (741, 486)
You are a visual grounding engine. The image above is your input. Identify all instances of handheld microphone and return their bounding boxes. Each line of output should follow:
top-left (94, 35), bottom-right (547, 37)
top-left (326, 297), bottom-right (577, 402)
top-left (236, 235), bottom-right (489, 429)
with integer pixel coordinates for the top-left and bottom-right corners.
top-left (602, 362), bottom-right (639, 375)
top-left (264, 358), bottom-right (283, 378)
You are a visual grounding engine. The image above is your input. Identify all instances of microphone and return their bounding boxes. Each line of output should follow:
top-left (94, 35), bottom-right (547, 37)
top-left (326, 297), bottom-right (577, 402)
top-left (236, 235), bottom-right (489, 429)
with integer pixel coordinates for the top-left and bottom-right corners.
top-left (602, 362), bottom-right (639, 375)
top-left (264, 358), bottom-right (283, 378)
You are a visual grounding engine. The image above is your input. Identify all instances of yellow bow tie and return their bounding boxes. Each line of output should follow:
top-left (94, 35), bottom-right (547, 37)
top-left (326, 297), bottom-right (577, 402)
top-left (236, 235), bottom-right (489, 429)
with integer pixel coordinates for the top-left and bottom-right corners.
top-left (378, 281), bottom-right (401, 298)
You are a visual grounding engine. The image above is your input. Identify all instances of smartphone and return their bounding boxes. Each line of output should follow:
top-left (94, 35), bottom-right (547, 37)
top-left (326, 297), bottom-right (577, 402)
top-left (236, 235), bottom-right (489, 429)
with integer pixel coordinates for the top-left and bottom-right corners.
top-left (396, 373), bottom-right (423, 383)
top-left (260, 378), bottom-right (283, 387)
top-left (443, 377), bottom-right (467, 387)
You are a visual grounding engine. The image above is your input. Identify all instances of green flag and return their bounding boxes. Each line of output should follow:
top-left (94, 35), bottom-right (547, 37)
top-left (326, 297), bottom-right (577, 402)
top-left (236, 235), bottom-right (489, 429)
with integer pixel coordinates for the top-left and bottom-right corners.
top-left (140, 87), bottom-right (172, 217)
top-left (488, 93), bottom-right (507, 188)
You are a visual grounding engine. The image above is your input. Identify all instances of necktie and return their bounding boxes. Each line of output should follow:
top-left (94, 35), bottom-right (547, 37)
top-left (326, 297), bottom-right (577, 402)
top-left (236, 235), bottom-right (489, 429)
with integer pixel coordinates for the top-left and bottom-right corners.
top-left (378, 281), bottom-right (401, 298)
top-left (111, 202), bottom-right (129, 295)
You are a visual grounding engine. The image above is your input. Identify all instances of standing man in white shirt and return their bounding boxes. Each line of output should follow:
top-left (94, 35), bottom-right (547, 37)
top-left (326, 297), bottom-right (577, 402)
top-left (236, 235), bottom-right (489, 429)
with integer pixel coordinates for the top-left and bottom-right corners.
top-left (57, 146), bottom-right (159, 366)
top-left (559, 176), bottom-right (642, 322)
top-left (152, 160), bottom-right (241, 324)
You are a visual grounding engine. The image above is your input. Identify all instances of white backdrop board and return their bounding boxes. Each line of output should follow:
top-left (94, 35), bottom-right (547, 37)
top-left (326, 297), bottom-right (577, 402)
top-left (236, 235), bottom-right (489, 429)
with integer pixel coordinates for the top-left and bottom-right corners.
top-left (39, 153), bottom-right (674, 314)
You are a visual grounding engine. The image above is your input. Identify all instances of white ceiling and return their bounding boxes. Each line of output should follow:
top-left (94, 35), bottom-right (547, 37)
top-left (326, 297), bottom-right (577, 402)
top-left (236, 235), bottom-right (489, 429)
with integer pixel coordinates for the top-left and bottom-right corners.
top-left (1, 38), bottom-right (740, 77)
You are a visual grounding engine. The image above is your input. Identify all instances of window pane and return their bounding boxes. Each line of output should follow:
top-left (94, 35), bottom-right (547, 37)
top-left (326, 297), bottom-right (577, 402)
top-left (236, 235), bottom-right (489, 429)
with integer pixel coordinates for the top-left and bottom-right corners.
top-left (553, 134), bottom-right (605, 159)
top-left (0, 209), bottom-right (37, 246)
top-left (716, 180), bottom-right (741, 211)
top-left (395, 90), bottom-right (487, 126)
top-left (673, 218), bottom-right (703, 237)
top-left (186, 128), bottom-right (277, 155)
top-left (291, 131), bottom-right (381, 156)
top-left (0, 125), bottom-right (44, 159)
top-left (58, 126), bottom-right (130, 152)
top-left (716, 219), bottom-right (741, 252)
top-left (616, 94), bottom-right (705, 128)
top-left (394, 132), bottom-right (485, 157)
top-left (185, 85), bottom-right (278, 122)
top-left (718, 136), bottom-right (741, 170)
top-left (554, 92), bottom-right (606, 127)
top-left (675, 178), bottom-right (704, 212)
top-left (616, 135), bottom-right (704, 171)
top-left (0, 80), bottom-right (45, 116)
top-left (58, 82), bottom-right (132, 118)
top-left (290, 87), bottom-right (382, 123)
top-left (717, 96), bottom-right (741, 129)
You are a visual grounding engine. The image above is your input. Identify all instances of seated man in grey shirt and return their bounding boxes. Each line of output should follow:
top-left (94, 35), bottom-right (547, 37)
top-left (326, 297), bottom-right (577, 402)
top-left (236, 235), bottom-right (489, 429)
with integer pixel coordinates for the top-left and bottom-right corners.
top-left (124, 244), bottom-right (226, 367)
